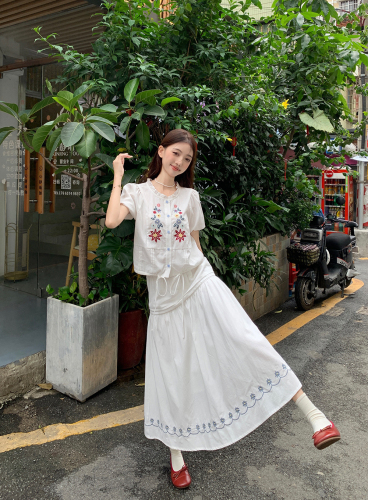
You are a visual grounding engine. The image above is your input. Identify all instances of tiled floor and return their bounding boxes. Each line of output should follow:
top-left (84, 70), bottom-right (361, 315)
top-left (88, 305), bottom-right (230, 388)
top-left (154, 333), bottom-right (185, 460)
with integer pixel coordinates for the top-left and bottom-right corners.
top-left (0, 252), bottom-right (78, 367)
top-left (0, 285), bottom-right (47, 367)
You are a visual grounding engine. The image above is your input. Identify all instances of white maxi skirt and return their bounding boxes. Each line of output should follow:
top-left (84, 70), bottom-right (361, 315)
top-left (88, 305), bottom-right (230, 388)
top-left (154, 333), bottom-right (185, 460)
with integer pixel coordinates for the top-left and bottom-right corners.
top-left (144, 257), bottom-right (301, 451)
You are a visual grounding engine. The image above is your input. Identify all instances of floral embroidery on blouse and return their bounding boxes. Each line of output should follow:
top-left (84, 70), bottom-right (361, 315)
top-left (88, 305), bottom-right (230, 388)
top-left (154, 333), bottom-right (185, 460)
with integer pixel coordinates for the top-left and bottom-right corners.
top-left (175, 229), bottom-right (186, 242)
top-left (151, 204), bottom-right (163, 230)
top-left (149, 229), bottom-right (162, 242)
top-left (173, 205), bottom-right (186, 241)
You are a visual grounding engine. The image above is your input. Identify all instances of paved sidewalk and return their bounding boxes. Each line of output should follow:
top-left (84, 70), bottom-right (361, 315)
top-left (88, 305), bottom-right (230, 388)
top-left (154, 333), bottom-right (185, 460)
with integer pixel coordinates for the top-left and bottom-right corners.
top-left (0, 260), bottom-right (367, 500)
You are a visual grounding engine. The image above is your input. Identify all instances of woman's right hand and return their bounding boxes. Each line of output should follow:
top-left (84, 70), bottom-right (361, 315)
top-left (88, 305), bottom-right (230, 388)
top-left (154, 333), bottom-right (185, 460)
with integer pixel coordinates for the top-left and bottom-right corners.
top-left (113, 153), bottom-right (132, 179)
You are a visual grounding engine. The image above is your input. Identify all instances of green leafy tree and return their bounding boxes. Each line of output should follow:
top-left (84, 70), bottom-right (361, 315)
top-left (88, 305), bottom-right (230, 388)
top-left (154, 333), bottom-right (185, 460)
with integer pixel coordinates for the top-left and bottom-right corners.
top-left (24, 0), bottom-right (368, 295)
top-left (0, 78), bottom-right (172, 302)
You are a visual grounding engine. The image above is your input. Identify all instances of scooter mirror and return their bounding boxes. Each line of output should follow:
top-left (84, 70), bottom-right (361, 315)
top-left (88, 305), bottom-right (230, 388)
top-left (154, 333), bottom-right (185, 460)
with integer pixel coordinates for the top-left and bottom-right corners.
top-left (336, 195), bottom-right (345, 206)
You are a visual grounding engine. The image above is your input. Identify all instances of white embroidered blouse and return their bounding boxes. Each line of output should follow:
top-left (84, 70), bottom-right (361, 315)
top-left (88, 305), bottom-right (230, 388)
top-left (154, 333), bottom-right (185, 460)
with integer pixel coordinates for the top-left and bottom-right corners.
top-left (120, 178), bottom-right (205, 278)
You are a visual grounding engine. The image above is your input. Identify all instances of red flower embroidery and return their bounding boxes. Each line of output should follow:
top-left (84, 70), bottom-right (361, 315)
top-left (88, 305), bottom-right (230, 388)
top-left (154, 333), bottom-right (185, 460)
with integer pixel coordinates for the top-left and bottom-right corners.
top-left (175, 229), bottom-right (186, 242)
top-left (157, 203), bottom-right (160, 207)
top-left (149, 230), bottom-right (162, 242)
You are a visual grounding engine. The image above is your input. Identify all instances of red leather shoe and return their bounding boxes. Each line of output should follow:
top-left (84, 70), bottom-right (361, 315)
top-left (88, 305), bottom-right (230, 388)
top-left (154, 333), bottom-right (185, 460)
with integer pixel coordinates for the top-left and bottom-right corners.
top-left (170, 457), bottom-right (191, 489)
top-left (313, 421), bottom-right (341, 450)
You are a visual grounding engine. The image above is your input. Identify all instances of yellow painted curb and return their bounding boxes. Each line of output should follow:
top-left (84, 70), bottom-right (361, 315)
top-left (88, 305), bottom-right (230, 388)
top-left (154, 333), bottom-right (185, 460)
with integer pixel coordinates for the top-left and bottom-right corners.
top-left (0, 278), bottom-right (364, 454)
top-left (266, 278), bottom-right (364, 346)
top-left (0, 405), bottom-right (144, 454)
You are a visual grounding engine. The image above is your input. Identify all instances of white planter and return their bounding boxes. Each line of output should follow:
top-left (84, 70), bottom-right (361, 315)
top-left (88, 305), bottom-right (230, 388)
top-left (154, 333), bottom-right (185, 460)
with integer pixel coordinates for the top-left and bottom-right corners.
top-left (46, 295), bottom-right (119, 402)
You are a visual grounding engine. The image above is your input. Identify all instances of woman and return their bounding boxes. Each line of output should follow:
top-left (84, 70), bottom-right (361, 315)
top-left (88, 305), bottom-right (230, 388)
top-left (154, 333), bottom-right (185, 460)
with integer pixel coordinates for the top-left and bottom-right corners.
top-left (106, 129), bottom-right (340, 490)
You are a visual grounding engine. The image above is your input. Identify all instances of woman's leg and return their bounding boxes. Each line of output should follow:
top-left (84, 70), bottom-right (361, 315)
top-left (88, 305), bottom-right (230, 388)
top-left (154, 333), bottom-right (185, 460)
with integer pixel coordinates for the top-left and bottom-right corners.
top-left (292, 389), bottom-right (340, 449)
top-left (169, 448), bottom-right (191, 489)
top-left (170, 448), bottom-right (185, 471)
top-left (292, 389), bottom-right (330, 433)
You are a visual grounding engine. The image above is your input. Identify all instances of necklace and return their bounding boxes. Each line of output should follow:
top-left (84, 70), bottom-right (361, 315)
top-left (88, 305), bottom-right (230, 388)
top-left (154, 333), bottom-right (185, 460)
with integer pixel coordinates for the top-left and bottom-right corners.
top-left (153, 178), bottom-right (176, 188)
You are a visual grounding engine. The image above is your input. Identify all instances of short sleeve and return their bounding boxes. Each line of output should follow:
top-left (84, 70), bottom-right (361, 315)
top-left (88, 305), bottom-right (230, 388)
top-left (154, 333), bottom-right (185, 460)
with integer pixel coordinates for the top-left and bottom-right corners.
top-left (188, 189), bottom-right (205, 231)
top-left (120, 183), bottom-right (138, 220)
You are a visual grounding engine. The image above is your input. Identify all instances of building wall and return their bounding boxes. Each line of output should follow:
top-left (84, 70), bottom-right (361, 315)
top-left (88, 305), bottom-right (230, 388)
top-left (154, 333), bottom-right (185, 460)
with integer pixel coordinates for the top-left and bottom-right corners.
top-left (233, 233), bottom-right (290, 321)
top-left (0, 36), bottom-right (22, 277)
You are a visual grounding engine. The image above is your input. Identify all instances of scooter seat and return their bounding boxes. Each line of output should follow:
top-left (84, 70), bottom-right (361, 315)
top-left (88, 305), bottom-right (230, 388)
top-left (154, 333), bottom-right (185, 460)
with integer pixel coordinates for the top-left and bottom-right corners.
top-left (326, 233), bottom-right (352, 250)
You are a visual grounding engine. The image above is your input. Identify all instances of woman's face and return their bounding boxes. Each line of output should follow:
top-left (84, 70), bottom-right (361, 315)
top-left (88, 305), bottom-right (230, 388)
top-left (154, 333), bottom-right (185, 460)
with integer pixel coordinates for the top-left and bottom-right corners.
top-left (158, 142), bottom-right (193, 179)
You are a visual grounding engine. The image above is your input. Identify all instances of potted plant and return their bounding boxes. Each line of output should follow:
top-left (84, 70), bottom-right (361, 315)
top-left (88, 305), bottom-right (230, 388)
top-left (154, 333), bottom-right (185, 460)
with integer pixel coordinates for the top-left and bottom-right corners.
top-left (91, 218), bottom-right (149, 371)
top-left (0, 78), bottom-right (175, 401)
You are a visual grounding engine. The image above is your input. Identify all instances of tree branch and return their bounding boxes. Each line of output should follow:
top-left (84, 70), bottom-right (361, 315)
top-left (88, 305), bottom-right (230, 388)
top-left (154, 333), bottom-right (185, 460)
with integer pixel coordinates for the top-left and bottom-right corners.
top-left (90, 196), bottom-right (99, 204)
top-left (91, 163), bottom-right (105, 171)
top-left (56, 171), bottom-right (82, 181)
top-left (87, 211), bottom-right (105, 217)
top-left (283, 127), bottom-right (295, 158)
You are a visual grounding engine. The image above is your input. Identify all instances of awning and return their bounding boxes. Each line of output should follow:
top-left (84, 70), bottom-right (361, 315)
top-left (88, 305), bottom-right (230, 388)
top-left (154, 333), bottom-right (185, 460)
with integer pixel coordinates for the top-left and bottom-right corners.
top-left (0, 0), bottom-right (104, 56)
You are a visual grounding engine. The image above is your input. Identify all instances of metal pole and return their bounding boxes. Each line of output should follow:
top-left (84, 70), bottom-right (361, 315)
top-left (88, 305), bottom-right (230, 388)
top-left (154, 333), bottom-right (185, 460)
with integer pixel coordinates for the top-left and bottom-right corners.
top-left (358, 160), bottom-right (365, 229)
top-left (361, 64), bottom-right (366, 150)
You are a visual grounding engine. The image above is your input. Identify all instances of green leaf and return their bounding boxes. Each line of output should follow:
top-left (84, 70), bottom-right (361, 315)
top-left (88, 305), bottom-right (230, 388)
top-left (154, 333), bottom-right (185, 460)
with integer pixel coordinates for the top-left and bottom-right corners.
top-left (122, 169), bottom-right (141, 186)
top-left (75, 129), bottom-right (97, 158)
top-left (136, 120), bottom-right (150, 150)
top-left (299, 109), bottom-right (334, 133)
top-left (46, 284), bottom-right (54, 295)
top-left (95, 153), bottom-right (115, 169)
top-left (45, 79), bottom-right (53, 94)
top-left (70, 83), bottom-right (93, 109)
top-left (0, 127), bottom-right (15, 146)
top-left (124, 78), bottom-right (140, 103)
top-left (29, 96), bottom-right (55, 117)
top-left (143, 105), bottom-right (165, 117)
top-left (135, 89), bottom-right (162, 105)
top-left (20, 131), bottom-right (35, 152)
top-left (19, 113), bottom-right (30, 124)
top-left (57, 90), bottom-right (74, 101)
top-left (0, 102), bottom-right (19, 120)
top-left (113, 219), bottom-right (135, 238)
top-left (48, 135), bottom-right (61, 160)
top-left (301, 34), bottom-right (310, 50)
top-left (251, 0), bottom-right (262, 8)
top-left (360, 53), bottom-right (368, 67)
top-left (296, 13), bottom-right (304, 26)
top-left (70, 281), bottom-right (77, 294)
top-left (100, 253), bottom-right (124, 276)
top-left (161, 97), bottom-right (181, 107)
top-left (50, 113), bottom-right (69, 126)
top-left (32, 124), bottom-right (54, 152)
top-left (46, 127), bottom-right (62, 151)
top-left (86, 115), bottom-right (114, 126)
top-left (77, 294), bottom-right (86, 307)
top-left (185, 2), bottom-right (192, 11)
top-left (90, 122), bottom-right (115, 142)
top-left (99, 104), bottom-right (118, 112)
top-left (53, 96), bottom-right (72, 111)
top-left (5, 102), bottom-right (18, 114)
top-left (120, 116), bottom-right (132, 134)
top-left (61, 122), bottom-right (84, 147)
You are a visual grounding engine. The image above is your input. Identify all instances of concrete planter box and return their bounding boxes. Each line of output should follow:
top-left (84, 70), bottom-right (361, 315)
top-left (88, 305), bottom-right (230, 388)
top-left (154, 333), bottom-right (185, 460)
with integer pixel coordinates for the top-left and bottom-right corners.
top-left (46, 294), bottom-right (119, 402)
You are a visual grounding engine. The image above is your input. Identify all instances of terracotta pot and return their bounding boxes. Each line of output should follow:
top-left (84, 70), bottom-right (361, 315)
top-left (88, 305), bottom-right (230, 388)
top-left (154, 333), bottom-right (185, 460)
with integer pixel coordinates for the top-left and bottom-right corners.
top-left (118, 309), bottom-right (147, 370)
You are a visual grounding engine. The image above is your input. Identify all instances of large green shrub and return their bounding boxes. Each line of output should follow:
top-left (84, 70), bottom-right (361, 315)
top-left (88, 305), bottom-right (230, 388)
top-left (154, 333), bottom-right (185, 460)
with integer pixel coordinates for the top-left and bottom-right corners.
top-left (35, 0), bottom-right (367, 295)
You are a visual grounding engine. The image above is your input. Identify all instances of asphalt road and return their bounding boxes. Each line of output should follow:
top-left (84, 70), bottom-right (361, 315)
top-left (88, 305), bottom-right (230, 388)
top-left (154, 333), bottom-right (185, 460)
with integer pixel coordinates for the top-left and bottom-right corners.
top-left (0, 260), bottom-right (367, 500)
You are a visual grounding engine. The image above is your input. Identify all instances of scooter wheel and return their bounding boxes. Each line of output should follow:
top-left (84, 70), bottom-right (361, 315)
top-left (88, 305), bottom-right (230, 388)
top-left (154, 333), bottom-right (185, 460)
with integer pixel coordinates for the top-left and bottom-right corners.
top-left (295, 277), bottom-right (315, 311)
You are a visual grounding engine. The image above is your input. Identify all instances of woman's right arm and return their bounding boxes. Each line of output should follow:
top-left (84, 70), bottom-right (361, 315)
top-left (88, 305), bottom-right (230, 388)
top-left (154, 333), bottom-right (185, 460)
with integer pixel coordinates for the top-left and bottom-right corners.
top-left (105, 153), bottom-right (132, 228)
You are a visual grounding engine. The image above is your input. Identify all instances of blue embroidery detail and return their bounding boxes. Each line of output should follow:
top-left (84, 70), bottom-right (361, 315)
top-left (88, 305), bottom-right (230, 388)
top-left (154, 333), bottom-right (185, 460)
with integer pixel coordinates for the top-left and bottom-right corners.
top-left (144, 365), bottom-right (290, 438)
top-left (173, 205), bottom-right (185, 230)
top-left (151, 205), bottom-right (163, 229)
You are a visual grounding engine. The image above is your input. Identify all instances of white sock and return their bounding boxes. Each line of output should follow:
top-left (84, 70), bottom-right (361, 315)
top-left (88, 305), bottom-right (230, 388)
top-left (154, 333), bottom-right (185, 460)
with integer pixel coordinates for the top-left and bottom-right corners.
top-left (294, 393), bottom-right (331, 433)
top-left (170, 448), bottom-right (185, 471)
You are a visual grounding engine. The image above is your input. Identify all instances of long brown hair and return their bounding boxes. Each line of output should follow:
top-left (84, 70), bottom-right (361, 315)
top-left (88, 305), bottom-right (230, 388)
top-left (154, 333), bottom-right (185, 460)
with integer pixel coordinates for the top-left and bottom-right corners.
top-left (139, 129), bottom-right (197, 188)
